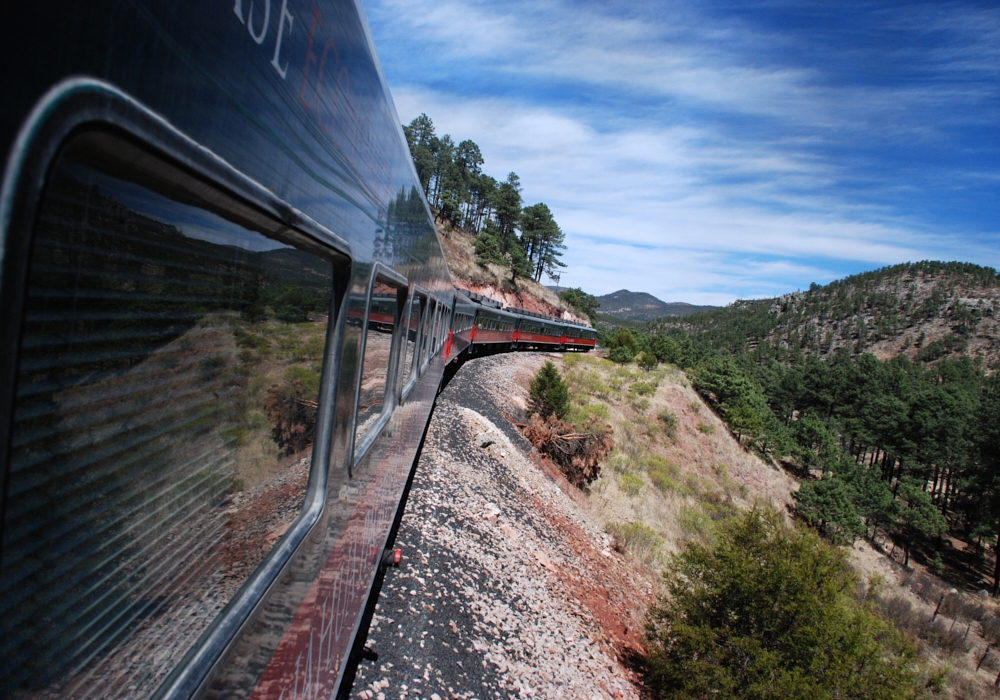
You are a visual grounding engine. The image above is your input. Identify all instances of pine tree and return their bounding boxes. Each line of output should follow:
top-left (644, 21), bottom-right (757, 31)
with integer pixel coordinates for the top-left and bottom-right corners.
top-left (527, 361), bottom-right (569, 420)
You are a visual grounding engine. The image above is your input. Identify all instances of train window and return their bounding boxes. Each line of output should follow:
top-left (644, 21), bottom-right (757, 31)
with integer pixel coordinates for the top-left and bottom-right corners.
top-left (399, 291), bottom-right (423, 396)
top-left (0, 130), bottom-right (342, 698)
top-left (353, 277), bottom-right (403, 449)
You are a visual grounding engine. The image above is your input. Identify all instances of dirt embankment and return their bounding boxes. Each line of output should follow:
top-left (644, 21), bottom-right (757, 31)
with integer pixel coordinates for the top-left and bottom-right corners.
top-left (552, 353), bottom-right (1000, 699)
top-left (435, 220), bottom-right (589, 325)
top-left (352, 353), bottom-right (649, 700)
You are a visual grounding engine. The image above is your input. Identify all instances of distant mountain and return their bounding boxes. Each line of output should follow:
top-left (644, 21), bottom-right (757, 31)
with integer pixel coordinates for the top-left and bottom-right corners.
top-left (595, 290), bottom-right (718, 322)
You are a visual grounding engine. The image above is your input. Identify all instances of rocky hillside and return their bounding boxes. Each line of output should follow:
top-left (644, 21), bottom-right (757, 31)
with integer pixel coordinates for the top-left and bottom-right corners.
top-left (597, 290), bottom-right (717, 321)
top-left (652, 261), bottom-right (1000, 369)
top-left (434, 220), bottom-right (589, 324)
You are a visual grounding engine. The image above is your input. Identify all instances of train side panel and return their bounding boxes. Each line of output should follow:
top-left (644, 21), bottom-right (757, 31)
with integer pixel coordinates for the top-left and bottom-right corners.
top-left (0, 2), bottom-right (454, 699)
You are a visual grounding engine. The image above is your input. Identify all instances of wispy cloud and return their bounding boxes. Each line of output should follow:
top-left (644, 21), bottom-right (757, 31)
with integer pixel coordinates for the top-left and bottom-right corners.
top-left (366, 0), bottom-right (1000, 302)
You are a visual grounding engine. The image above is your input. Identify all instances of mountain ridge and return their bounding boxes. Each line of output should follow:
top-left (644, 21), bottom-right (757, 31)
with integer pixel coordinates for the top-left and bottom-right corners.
top-left (593, 289), bottom-right (718, 321)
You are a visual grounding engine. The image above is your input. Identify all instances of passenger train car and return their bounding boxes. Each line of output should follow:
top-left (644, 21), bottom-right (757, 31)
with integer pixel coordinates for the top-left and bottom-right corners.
top-left (0, 2), bottom-right (596, 699)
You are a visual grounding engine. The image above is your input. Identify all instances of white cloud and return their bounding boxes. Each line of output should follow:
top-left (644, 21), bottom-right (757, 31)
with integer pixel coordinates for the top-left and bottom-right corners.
top-left (368, 0), bottom-right (1000, 302)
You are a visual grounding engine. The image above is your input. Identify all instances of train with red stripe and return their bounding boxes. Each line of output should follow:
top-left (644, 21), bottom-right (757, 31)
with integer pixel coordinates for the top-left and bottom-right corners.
top-left (0, 2), bottom-right (596, 700)
top-left (451, 290), bottom-right (597, 358)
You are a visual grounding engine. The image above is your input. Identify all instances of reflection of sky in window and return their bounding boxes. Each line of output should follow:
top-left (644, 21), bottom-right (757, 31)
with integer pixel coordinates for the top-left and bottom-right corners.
top-left (68, 161), bottom-right (288, 253)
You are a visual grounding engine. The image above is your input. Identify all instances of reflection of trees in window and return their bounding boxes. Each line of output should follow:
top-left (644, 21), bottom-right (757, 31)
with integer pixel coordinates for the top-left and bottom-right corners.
top-left (379, 186), bottom-right (436, 266)
top-left (0, 137), bottom-right (334, 699)
top-left (355, 282), bottom-right (397, 445)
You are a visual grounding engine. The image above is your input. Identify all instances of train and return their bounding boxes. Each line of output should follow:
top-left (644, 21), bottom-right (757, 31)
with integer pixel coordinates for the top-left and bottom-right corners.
top-left (0, 2), bottom-right (595, 699)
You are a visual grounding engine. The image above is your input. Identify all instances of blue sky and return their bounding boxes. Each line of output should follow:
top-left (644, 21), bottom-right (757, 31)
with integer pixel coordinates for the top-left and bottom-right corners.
top-left (364, 0), bottom-right (1000, 305)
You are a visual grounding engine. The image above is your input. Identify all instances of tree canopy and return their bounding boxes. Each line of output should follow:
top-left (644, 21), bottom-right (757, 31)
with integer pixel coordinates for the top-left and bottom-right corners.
top-left (646, 508), bottom-right (924, 700)
top-left (403, 114), bottom-right (568, 287)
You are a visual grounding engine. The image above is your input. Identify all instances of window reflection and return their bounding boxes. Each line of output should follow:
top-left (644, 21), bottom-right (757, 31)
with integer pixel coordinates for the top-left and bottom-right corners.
top-left (0, 133), bottom-right (335, 699)
top-left (420, 300), bottom-right (436, 370)
top-left (400, 294), bottom-right (421, 391)
top-left (354, 281), bottom-right (397, 444)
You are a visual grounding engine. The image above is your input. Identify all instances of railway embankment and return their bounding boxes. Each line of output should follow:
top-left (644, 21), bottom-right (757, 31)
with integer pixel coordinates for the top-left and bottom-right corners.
top-left (351, 353), bottom-right (649, 699)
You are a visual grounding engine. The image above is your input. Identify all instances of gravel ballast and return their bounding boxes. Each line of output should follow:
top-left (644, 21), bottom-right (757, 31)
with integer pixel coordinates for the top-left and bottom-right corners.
top-left (351, 353), bottom-right (648, 700)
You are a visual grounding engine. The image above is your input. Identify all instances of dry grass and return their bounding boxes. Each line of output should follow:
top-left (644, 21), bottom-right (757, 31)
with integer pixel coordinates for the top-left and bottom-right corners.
top-left (551, 352), bottom-right (999, 698)
top-left (557, 353), bottom-right (798, 580)
top-left (848, 540), bottom-right (1000, 698)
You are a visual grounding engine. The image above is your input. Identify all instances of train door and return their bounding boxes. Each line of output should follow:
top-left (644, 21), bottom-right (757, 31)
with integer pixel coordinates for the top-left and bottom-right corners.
top-left (420, 298), bottom-right (437, 372)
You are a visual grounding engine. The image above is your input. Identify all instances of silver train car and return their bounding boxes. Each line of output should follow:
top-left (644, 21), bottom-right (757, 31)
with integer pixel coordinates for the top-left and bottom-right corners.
top-left (0, 2), bottom-right (595, 699)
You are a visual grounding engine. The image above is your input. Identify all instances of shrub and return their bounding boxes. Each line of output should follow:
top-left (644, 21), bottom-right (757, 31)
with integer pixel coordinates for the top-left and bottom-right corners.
top-left (620, 473), bottom-right (644, 496)
top-left (646, 508), bottom-right (924, 700)
top-left (658, 409), bottom-right (678, 439)
top-left (696, 421), bottom-right (715, 435)
top-left (677, 506), bottom-right (713, 537)
top-left (606, 521), bottom-right (663, 564)
top-left (630, 397), bottom-right (650, 412)
top-left (606, 328), bottom-right (639, 353)
top-left (646, 455), bottom-right (680, 493)
top-left (527, 361), bottom-right (570, 419)
top-left (930, 551), bottom-right (944, 576)
top-left (567, 402), bottom-right (610, 431)
top-left (637, 351), bottom-right (658, 371)
top-left (632, 380), bottom-right (657, 396)
top-left (609, 346), bottom-right (634, 364)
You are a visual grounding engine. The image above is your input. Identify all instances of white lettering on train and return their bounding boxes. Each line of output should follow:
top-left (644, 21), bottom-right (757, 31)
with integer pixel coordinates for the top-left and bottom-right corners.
top-left (247, 0), bottom-right (271, 44)
top-left (271, 0), bottom-right (295, 78)
top-left (233, 0), bottom-right (295, 79)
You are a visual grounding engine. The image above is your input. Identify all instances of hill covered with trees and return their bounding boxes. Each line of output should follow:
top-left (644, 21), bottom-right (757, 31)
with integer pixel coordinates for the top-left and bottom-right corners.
top-left (651, 261), bottom-right (1000, 370)
top-left (598, 261), bottom-right (1000, 603)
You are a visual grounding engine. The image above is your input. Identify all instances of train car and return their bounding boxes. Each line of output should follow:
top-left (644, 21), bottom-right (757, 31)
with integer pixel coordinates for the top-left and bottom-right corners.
top-left (0, 2), bottom-right (457, 699)
top-left (471, 307), bottom-right (518, 347)
top-left (0, 3), bottom-right (598, 700)
top-left (563, 322), bottom-right (599, 351)
top-left (449, 294), bottom-right (478, 360)
top-left (512, 310), bottom-right (565, 349)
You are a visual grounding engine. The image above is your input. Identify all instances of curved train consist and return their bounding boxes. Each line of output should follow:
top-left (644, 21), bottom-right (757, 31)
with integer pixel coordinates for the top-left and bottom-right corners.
top-left (0, 2), bottom-right (595, 699)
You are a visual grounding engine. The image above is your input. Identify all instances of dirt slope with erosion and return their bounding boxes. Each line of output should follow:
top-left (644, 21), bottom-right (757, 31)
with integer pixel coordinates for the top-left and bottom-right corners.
top-left (435, 221), bottom-right (588, 324)
top-left (352, 353), bottom-right (649, 700)
top-left (557, 353), bottom-right (1000, 698)
top-left (555, 354), bottom-right (798, 565)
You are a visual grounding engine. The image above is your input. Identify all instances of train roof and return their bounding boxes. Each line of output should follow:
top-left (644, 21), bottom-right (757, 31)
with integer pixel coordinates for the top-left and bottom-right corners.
top-left (457, 289), bottom-right (503, 309)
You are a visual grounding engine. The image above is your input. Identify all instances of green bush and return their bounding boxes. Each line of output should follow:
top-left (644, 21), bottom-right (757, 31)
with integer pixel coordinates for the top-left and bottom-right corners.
top-left (609, 346), bottom-right (634, 364)
top-left (527, 361), bottom-right (570, 419)
top-left (632, 380), bottom-right (657, 396)
top-left (283, 365), bottom-right (321, 399)
top-left (648, 457), bottom-right (680, 493)
top-left (637, 351), bottom-right (659, 371)
top-left (658, 409), bottom-right (679, 439)
top-left (677, 506), bottom-right (713, 536)
top-left (646, 507), bottom-right (924, 700)
top-left (696, 421), bottom-right (715, 435)
top-left (620, 473), bottom-right (644, 496)
top-left (606, 328), bottom-right (639, 353)
top-left (567, 402), bottom-right (610, 431)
